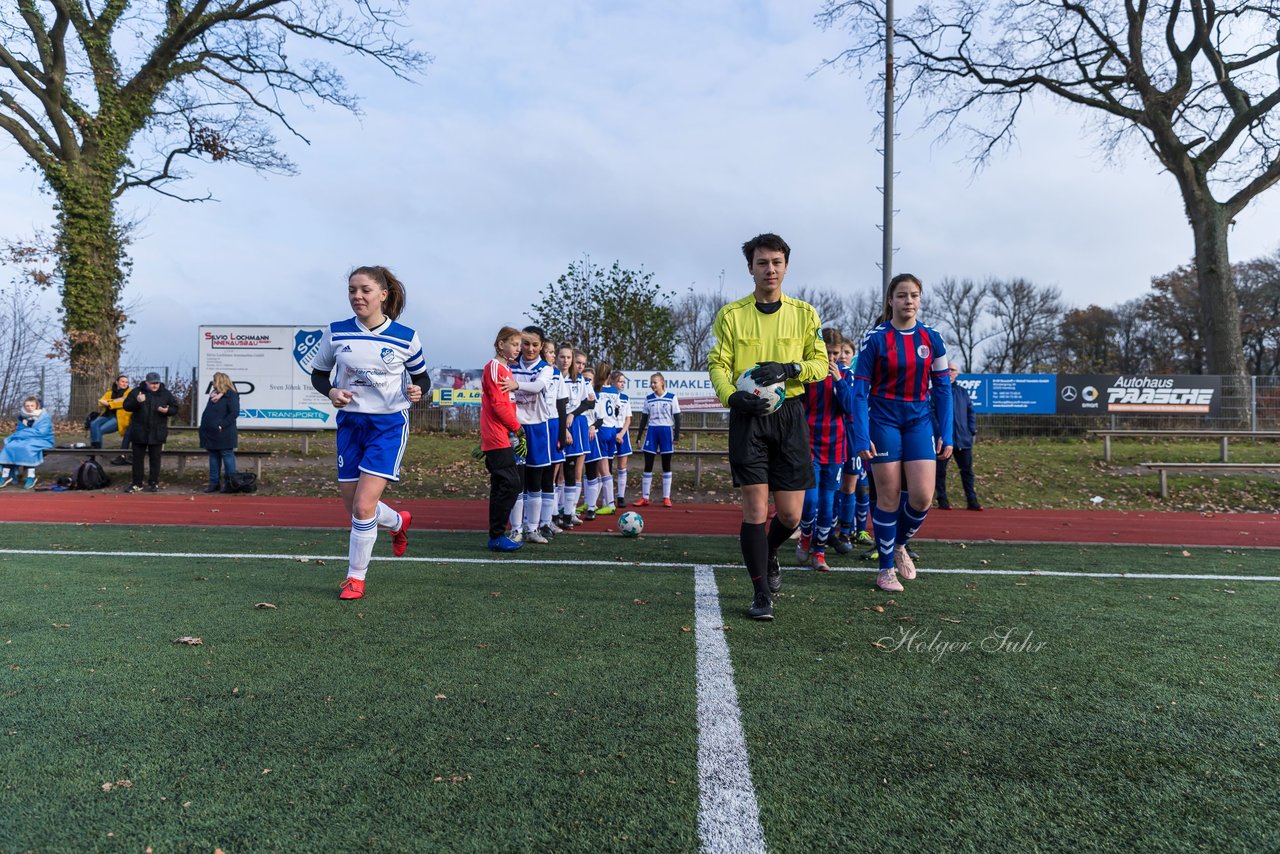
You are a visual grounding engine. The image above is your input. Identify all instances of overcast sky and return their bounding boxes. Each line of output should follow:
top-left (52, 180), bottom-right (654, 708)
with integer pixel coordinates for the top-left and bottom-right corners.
top-left (2, 0), bottom-right (1278, 375)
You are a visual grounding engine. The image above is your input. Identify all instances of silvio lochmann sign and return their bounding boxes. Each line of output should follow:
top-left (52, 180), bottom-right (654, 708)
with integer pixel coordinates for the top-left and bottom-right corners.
top-left (197, 325), bottom-right (335, 429)
top-left (1056, 375), bottom-right (1221, 415)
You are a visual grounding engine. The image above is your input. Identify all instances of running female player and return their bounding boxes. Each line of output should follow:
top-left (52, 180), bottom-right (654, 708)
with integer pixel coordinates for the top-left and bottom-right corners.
top-left (310, 265), bottom-right (429, 600)
top-left (851, 273), bottom-right (953, 593)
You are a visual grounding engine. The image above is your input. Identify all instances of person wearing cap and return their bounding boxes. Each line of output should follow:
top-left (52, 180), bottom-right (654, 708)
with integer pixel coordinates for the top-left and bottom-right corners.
top-left (122, 372), bottom-right (179, 492)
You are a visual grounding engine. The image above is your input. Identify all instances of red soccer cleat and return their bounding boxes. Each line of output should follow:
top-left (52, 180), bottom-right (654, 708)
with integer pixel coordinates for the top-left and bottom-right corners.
top-left (392, 510), bottom-right (411, 557)
top-left (662, 497), bottom-right (673, 508)
top-left (338, 577), bottom-right (365, 600)
top-left (634, 497), bottom-right (650, 507)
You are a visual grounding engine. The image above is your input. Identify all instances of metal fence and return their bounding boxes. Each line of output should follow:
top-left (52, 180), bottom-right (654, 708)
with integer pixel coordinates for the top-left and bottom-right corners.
top-left (406, 376), bottom-right (1280, 438)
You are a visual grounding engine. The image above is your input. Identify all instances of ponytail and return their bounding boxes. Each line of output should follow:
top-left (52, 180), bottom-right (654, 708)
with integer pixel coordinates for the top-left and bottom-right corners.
top-left (350, 265), bottom-right (407, 319)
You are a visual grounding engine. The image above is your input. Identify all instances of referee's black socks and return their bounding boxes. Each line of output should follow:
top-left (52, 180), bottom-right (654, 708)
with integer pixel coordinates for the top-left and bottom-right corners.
top-left (740, 522), bottom-right (769, 596)
top-left (767, 517), bottom-right (798, 554)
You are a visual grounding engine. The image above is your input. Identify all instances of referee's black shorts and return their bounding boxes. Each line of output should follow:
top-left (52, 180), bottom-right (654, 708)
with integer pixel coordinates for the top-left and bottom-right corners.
top-left (728, 396), bottom-right (814, 491)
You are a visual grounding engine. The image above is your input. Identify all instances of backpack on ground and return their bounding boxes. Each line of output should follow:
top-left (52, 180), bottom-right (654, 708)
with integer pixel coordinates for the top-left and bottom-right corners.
top-left (73, 456), bottom-right (111, 490)
top-left (224, 471), bottom-right (257, 494)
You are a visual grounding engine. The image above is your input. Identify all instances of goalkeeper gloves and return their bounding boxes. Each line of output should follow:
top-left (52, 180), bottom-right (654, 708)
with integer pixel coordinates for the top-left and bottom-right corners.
top-left (750, 361), bottom-right (800, 386)
top-left (728, 390), bottom-right (771, 416)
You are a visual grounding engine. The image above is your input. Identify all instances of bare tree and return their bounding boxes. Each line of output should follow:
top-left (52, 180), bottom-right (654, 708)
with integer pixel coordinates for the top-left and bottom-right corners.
top-left (671, 289), bottom-right (722, 370)
top-left (1140, 264), bottom-right (1205, 373)
top-left (818, 2), bottom-right (1280, 382)
top-left (1237, 251), bottom-right (1280, 376)
top-left (0, 2), bottom-right (427, 415)
top-left (982, 277), bottom-right (1062, 373)
top-left (929, 276), bottom-right (995, 370)
top-left (0, 250), bottom-right (59, 414)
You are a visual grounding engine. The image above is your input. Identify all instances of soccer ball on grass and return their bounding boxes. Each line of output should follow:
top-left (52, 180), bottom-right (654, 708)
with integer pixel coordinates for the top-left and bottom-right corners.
top-left (617, 511), bottom-right (644, 537)
top-left (735, 367), bottom-right (786, 415)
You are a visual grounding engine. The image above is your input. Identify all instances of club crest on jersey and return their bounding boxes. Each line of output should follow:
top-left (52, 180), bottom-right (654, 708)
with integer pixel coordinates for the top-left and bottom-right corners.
top-left (293, 329), bottom-right (324, 372)
top-left (380, 347), bottom-right (395, 365)
top-left (917, 344), bottom-right (931, 360)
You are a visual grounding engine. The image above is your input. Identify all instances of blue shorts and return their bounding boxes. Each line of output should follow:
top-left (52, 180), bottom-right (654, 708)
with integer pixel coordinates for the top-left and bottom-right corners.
top-left (336, 410), bottom-right (409, 482)
top-left (597, 426), bottom-right (619, 459)
top-left (585, 431), bottom-right (604, 464)
top-left (549, 416), bottom-right (565, 464)
top-left (522, 420), bottom-right (553, 468)
top-left (869, 397), bottom-right (936, 463)
top-left (565, 415), bottom-right (590, 458)
top-left (841, 454), bottom-right (866, 478)
top-left (642, 425), bottom-right (674, 455)
top-left (617, 430), bottom-right (633, 457)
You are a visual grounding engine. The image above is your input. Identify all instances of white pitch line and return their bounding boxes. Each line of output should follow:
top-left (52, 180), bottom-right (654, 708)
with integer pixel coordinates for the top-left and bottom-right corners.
top-left (693, 565), bottom-right (766, 854)
top-left (1, 549), bottom-right (1277, 583)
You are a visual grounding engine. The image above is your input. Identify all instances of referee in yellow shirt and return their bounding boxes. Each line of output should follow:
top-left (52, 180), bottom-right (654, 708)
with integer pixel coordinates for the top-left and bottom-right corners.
top-left (709, 233), bottom-right (830, 620)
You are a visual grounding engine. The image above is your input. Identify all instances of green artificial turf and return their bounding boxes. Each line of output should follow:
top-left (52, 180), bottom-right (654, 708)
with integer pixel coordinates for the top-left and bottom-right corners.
top-left (2, 524), bottom-right (1278, 851)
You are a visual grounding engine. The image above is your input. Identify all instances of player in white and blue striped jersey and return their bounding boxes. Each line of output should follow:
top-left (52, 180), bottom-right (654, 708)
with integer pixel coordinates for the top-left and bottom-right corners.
top-left (633, 372), bottom-right (682, 506)
top-left (310, 266), bottom-right (429, 601)
top-left (511, 326), bottom-right (557, 543)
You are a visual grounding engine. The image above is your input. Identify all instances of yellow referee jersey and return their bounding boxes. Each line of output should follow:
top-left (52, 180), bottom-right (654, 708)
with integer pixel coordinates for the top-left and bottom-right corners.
top-left (708, 293), bottom-right (829, 405)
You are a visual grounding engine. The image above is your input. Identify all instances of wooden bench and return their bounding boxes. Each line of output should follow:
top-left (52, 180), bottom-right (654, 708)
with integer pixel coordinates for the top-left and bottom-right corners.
top-left (44, 448), bottom-right (273, 478)
top-left (168, 425), bottom-right (325, 454)
top-left (1138, 461), bottom-right (1280, 498)
top-left (1089, 429), bottom-right (1280, 462)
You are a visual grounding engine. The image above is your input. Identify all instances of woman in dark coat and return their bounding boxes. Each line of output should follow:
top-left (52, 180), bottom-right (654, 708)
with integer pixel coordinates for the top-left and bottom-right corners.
top-left (122, 372), bottom-right (179, 492)
top-left (198, 372), bottom-right (240, 492)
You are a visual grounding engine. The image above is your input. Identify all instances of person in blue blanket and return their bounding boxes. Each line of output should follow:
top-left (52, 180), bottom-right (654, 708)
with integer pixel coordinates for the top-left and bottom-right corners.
top-left (0, 396), bottom-right (55, 489)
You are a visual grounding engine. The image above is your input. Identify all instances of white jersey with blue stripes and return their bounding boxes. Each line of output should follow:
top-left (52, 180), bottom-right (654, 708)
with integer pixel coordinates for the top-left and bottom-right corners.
top-left (512, 358), bottom-right (554, 425)
top-left (643, 391), bottom-right (681, 426)
top-left (311, 316), bottom-right (426, 414)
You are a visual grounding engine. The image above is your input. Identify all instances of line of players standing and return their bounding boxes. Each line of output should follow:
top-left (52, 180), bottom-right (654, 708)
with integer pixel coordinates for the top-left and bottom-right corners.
top-left (480, 325), bottom-right (683, 552)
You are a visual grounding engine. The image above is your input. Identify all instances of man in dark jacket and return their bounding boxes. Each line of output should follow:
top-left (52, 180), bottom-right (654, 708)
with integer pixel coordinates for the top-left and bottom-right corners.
top-left (122, 371), bottom-right (178, 492)
top-left (935, 362), bottom-right (982, 510)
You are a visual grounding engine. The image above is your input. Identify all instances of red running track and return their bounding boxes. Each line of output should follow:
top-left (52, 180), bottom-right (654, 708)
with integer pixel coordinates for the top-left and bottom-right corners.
top-left (2, 492), bottom-right (1277, 548)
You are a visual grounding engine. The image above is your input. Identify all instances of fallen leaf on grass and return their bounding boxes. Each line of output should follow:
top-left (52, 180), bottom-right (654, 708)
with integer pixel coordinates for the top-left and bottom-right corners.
top-left (52, 623), bottom-right (70, 629)
top-left (432, 774), bottom-right (471, 784)
top-left (941, 618), bottom-right (961, 624)
top-left (100, 779), bottom-right (133, 792)
top-left (254, 602), bottom-right (277, 609)
top-left (173, 636), bottom-right (203, 645)
top-left (1180, 550), bottom-right (1192, 557)
top-left (680, 625), bottom-right (691, 633)
top-left (632, 599), bottom-right (649, 605)
top-left (434, 693), bottom-right (447, 700)
top-left (488, 591), bottom-right (502, 598)
top-left (871, 641), bottom-right (887, 649)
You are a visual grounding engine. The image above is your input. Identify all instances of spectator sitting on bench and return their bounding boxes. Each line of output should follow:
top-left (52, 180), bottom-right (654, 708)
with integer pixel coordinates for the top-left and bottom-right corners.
top-left (0, 395), bottom-right (55, 490)
top-left (89, 373), bottom-right (133, 465)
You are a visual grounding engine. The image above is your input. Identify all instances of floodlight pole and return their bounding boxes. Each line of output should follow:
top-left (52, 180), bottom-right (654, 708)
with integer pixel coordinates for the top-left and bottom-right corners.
top-left (882, 0), bottom-right (895, 297)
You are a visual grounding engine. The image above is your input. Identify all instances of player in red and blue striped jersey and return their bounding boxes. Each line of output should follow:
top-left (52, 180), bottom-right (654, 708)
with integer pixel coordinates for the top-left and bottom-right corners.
top-left (832, 337), bottom-right (872, 554)
top-left (851, 273), bottom-right (954, 593)
top-left (797, 328), bottom-right (855, 571)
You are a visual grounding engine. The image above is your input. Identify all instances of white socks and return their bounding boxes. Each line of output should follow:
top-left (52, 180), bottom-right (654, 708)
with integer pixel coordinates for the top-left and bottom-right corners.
top-left (374, 501), bottom-right (401, 531)
top-left (348, 516), bottom-right (377, 580)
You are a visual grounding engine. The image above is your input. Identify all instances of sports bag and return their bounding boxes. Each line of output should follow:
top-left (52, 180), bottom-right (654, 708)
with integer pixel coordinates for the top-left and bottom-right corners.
top-left (224, 471), bottom-right (258, 494)
top-left (73, 456), bottom-right (111, 490)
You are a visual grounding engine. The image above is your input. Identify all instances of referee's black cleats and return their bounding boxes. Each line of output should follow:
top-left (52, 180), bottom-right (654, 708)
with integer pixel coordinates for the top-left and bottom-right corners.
top-left (747, 593), bottom-right (774, 621)
top-left (766, 552), bottom-right (782, 595)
